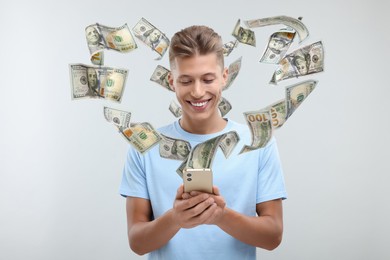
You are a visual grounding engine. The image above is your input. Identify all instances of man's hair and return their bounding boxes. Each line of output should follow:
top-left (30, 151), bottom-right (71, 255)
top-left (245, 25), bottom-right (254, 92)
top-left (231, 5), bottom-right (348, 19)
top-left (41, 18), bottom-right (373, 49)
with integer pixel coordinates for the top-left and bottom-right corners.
top-left (169, 25), bottom-right (224, 69)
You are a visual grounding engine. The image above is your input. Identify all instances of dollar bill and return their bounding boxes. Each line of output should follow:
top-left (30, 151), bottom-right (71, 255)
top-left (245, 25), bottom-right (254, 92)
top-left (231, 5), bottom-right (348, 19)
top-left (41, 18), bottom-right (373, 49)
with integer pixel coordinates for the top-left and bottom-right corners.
top-left (223, 56), bottom-right (242, 91)
top-left (218, 131), bottom-right (240, 158)
top-left (232, 19), bottom-right (256, 47)
top-left (186, 131), bottom-right (239, 169)
top-left (159, 134), bottom-right (191, 161)
top-left (132, 18), bottom-right (170, 60)
top-left (69, 64), bottom-right (128, 102)
top-left (264, 99), bottom-right (287, 129)
top-left (90, 51), bottom-right (104, 66)
top-left (169, 100), bottom-right (182, 118)
top-left (223, 39), bottom-right (238, 56)
top-left (218, 97), bottom-right (232, 117)
top-left (240, 109), bottom-right (273, 154)
top-left (85, 23), bottom-right (137, 65)
top-left (285, 80), bottom-right (317, 119)
top-left (104, 107), bottom-right (131, 130)
top-left (244, 16), bottom-right (309, 43)
top-left (260, 28), bottom-right (295, 64)
top-left (270, 41), bottom-right (324, 84)
top-left (120, 122), bottom-right (162, 154)
top-left (150, 65), bottom-right (172, 91)
top-left (176, 159), bottom-right (187, 178)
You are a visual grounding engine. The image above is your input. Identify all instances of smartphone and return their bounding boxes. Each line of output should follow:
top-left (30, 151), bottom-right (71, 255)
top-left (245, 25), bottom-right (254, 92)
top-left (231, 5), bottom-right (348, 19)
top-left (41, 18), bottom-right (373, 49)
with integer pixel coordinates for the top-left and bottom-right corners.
top-left (183, 168), bottom-right (213, 193)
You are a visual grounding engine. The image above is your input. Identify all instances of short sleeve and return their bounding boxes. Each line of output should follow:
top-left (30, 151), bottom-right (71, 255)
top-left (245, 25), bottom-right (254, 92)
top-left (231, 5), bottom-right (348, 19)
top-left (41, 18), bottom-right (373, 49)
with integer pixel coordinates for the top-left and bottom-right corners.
top-left (256, 137), bottom-right (287, 204)
top-left (119, 146), bottom-right (150, 199)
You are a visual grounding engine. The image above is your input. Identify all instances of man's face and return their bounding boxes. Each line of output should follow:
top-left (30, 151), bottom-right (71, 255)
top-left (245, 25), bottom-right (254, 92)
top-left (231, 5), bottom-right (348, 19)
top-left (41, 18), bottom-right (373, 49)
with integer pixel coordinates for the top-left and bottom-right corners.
top-left (86, 27), bottom-right (99, 45)
top-left (87, 68), bottom-right (98, 88)
top-left (169, 53), bottom-right (227, 124)
top-left (175, 141), bottom-right (190, 158)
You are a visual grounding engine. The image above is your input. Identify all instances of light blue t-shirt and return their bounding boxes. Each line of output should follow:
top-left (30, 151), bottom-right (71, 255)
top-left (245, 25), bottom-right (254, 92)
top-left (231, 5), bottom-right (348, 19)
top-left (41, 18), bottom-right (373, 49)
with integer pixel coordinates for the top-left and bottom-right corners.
top-left (120, 119), bottom-right (287, 260)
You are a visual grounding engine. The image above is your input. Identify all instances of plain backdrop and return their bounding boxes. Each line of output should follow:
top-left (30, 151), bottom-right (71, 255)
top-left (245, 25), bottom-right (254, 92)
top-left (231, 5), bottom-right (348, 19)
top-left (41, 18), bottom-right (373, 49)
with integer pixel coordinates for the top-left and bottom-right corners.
top-left (1, 0), bottom-right (389, 259)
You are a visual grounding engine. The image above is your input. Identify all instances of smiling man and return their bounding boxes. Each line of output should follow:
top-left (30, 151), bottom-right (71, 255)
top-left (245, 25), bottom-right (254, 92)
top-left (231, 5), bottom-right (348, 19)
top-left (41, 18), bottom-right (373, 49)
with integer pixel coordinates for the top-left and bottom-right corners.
top-left (120, 25), bottom-right (287, 260)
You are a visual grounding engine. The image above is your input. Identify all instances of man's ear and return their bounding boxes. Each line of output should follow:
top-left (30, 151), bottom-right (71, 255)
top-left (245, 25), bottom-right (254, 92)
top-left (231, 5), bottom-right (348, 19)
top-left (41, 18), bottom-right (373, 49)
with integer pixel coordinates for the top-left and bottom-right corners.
top-left (168, 72), bottom-right (175, 92)
top-left (222, 67), bottom-right (228, 90)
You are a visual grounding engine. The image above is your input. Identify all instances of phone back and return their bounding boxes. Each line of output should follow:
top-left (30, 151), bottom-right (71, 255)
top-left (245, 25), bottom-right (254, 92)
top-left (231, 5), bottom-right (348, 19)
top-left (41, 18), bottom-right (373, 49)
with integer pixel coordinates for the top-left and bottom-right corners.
top-left (183, 168), bottom-right (213, 193)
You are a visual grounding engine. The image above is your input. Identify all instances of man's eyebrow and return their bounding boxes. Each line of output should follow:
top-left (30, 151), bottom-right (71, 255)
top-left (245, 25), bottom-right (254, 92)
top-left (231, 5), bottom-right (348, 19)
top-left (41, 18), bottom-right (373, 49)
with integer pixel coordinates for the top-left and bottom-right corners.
top-left (202, 73), bottom-right (217, 77)
top-left (177, 73), bottom-right (217, 79)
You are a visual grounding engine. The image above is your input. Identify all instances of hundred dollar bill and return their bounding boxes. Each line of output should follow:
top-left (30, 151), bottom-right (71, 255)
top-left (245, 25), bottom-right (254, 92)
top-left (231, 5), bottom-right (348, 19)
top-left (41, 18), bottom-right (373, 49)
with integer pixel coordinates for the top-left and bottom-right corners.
top-left (69, 64), bottom-right (128, 102)
top-left (169, 100), bottom-right (182, 118)
top-left (218, 97), bottom-right (232, 117)
top-left (244, 16), bottom-right (309, 43)
top-left (270, 41), bottom-right (324, 84)
top-left (150, 65), bottom-right (172, 91)
top-left (260, 28), bottom-right (295, 64)
top-left (132, 18), bottom-right (170, 60)
top-left (285, 80), bottom-right (317, 119)
top-left (240, 109), bottom-right (273, 154)
top-left (264, 99), bottom-right (287, 129)
top-left (176, 159), bottom-right (187, 178)
top-left (120, 122), bottom-right (162, 154)
top-left (223, 39), bottom-right (238, 56)
top-left (232, 19), bottom-right (256, 47)
top-left (218, 131), bottom-right (240, 158)
top-left (159, 134), bottom-right (191, 160)
top-left (103, 107), bottom-right (131, 130)
top-left (85, 23), bottom-right (137, 65)
top-left (176, 131), bottom-right (239, 177)
top-left (224, 56), bottom-right (242, 91)
top-left (90, 51), bottom-right (104, 66)
top-left (186, 131), bottom-right (238, 169)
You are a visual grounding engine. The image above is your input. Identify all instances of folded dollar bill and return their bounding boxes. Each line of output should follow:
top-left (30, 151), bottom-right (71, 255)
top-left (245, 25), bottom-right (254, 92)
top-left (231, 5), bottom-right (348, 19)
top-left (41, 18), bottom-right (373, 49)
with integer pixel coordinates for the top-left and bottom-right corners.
top-left (120, 122), bottom-right (162, 154)
top-left (285, 80), bottom-right (317, 119)
top-left (245, 15), bottom-right (309, 43)
top-left (169, 100), bottom-right (182, 118)
top-left (176, 131), bottom-right (240, 178)
top-left (263, 99), bottom-right (287, 129)
top-left (270, 41), bottom-right (324, 84)
top-left (223, 57), bottom-right (242, 91)
top-left (132, 18), bottom-right (170, 60)
top-left (69, 64), bottom-right (128, 103)
top-left (186, 131), bottom-right (239, 169)
top-left (232, 19), bottom-right (256, 46)
top-left (223, 39), bottom-right (239, 57)
top-left (260, 27), bottom-right (295, 64)
top-left (150, 65), bottom-right (172, 91)
top-left (159, 134), bottom-right (191, 161)
top-left (240, 109), bottom-right (273, 154)
top-left (218, 97), bottom-right (232, 117)
top-left (85, 23), bottom-right (137, 65)
top-left (104, 107), bottom-right (131, 130)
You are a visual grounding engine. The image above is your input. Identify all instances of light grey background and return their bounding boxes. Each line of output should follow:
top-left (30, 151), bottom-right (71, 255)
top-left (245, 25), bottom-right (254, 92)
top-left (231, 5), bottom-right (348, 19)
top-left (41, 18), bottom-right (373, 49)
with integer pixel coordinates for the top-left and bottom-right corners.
top-left (1, 0), bottom-right (389, 259)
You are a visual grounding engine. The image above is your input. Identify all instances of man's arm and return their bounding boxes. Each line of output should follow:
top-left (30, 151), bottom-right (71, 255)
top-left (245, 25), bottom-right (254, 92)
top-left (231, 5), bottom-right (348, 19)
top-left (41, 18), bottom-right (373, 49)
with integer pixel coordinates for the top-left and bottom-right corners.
top-left (126, 185), bottom-right (219, 255)
top-left (216, 199), bottom-right (284, 250)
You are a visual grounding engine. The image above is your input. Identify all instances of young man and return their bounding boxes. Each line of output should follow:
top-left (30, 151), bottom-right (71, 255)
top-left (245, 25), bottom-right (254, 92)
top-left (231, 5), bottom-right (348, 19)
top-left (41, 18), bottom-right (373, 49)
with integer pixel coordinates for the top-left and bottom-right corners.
top-left (120, 25), bottom-right (287, 259)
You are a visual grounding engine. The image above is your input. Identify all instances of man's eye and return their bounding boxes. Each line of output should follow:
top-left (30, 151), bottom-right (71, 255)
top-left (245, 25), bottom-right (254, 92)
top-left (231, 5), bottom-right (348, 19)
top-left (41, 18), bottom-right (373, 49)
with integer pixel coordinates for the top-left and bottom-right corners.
top-left (180, 81), bottom-right (191, 85)
top-left (204, 79), bottom-right (214, 84)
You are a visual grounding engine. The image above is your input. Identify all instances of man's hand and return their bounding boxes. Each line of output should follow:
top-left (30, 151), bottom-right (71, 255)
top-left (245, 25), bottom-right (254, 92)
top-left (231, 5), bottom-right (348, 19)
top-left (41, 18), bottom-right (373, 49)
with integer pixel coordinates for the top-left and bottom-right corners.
top-left (181, 185), bottom-right (226, 225)
top-left (172, 185), bottom-right (218, 229)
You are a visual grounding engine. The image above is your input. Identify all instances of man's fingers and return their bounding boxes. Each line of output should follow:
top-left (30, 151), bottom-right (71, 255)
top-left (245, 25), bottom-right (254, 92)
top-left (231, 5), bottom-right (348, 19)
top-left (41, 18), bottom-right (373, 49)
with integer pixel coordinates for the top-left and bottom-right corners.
top-left (212, 186), bottom-right (220, 195)
top-left (176, 184), bottom-right (184, 199)
top-left (186, 197), bottom-right (214, 217)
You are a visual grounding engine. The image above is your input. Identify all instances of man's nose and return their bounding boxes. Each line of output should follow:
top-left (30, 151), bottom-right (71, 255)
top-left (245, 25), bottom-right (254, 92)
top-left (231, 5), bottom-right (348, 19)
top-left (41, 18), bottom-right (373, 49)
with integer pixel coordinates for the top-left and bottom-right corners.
top-left (190, 80), bottom-right (205, 98)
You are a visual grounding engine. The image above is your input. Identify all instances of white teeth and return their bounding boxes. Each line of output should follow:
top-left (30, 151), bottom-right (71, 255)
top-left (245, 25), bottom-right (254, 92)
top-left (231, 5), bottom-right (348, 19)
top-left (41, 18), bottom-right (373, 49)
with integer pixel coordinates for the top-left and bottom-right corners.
top-left (191, 101), bottom-right (208, 107)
